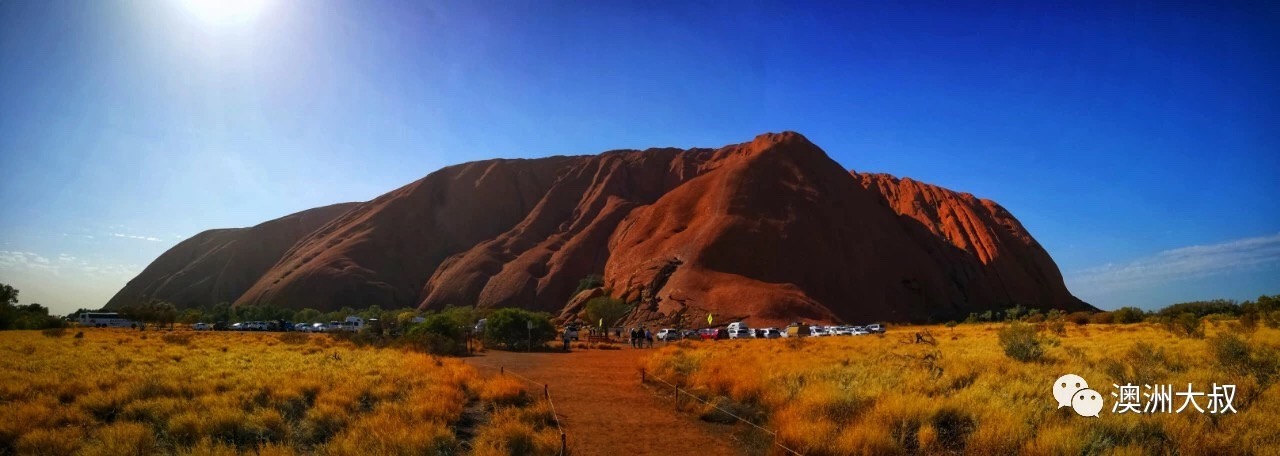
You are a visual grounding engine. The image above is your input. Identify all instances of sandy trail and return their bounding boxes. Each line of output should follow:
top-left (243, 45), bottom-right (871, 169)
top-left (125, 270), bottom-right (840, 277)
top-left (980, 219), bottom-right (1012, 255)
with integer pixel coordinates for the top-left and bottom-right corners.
top-left (465, 345), bottom-right (738, 456)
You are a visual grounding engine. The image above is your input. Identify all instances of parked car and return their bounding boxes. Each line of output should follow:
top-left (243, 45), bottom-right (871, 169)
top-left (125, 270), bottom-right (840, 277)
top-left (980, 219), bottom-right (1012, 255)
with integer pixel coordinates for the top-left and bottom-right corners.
top-left (656, 329), bottom-right (682, 341)
top-left (311, 322), bottom-right (327, 332)
top-left (192, 322), bottom-right (209, 331)
top-left (726, 322), bottom-right (752, 339)
top-left (230, 322), bottom-right (244, 331)
top-left (293, 323), bottom-right (310, 332)
top-left (699, 328), bottom-right (728, 340)
top-left (867, 323), bottom-right (885, 333)
top-left (327, 321), bottom-right (342, 331)
top-left (851, 327), bottom-right (870, 336)
top-left (760, 328), bottom-right (782, 339)
top-left (830, 326), bottom-right (853, 336)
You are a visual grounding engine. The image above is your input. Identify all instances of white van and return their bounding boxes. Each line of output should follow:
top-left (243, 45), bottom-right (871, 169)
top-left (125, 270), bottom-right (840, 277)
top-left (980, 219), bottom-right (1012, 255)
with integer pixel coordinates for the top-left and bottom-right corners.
top-left (342, 316), bottom-right (365, 332)
top-left (726, 322), bottom-right (751, 339)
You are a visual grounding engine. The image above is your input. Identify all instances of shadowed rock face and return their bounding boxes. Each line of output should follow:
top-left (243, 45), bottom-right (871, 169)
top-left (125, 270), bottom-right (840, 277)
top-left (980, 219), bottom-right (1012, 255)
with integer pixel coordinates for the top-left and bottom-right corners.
top-left (111, 132), bottom-right (1093, 324)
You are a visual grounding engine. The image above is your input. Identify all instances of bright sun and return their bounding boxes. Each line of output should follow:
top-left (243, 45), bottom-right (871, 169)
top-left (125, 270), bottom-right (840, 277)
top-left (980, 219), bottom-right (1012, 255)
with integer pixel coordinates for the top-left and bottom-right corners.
top-left (181, 0), bottom-right (272, 25)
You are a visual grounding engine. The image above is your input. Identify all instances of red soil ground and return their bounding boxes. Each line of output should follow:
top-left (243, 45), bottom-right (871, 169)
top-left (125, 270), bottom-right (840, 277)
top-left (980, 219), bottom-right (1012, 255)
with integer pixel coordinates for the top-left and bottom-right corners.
top-left (466, 345), bottom-right (738, 456)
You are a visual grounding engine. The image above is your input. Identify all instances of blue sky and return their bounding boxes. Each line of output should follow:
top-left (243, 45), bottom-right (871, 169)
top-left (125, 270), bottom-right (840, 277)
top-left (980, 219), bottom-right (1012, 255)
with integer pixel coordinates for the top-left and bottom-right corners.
top-left (1, 1), bottom-right (1277, 315)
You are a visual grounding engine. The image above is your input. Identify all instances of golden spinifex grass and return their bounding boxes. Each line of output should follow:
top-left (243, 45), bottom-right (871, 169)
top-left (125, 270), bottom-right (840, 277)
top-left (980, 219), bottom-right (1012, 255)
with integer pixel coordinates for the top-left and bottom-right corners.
top-left (644, 322), bottom-right (1280, 455)
top-left (0, 329), bottom-right (560, 455)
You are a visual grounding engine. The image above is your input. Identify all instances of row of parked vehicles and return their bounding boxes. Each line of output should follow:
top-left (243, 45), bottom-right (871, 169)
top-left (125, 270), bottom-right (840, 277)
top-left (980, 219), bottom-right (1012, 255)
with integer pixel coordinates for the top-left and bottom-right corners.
top-left (192, 316), bottom-right (370, 333)
top-left (650, 322), bottom-right (886, 341)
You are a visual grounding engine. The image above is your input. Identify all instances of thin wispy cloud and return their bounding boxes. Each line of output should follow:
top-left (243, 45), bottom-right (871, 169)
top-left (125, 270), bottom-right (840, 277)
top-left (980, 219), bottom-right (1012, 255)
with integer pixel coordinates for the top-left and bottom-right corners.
top-left (0, 250), bottom-right (140, 279)
top-left (110, 233), bottom-right (163, 242)
top-left (1068, 233), bottom-right (1280, 292)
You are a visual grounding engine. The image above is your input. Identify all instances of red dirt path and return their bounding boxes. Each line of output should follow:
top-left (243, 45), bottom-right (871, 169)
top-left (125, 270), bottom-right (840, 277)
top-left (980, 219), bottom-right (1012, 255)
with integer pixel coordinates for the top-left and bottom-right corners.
top-left (465, 345), bottom-right (738, 456)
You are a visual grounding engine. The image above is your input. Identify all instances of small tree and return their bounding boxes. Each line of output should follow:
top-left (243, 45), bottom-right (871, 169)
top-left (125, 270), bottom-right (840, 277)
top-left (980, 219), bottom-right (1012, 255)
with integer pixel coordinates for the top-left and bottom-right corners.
top-left (483, 308), bottom-right (555, 351)
top-left (572, 275), bottom-right (605, 297)
top-left (1163, 312), bottom-right (1205, 338)
top-left (1111, 307), bottom-right (1147, 324)
top-left (293, 308), bottom-right (322, 324)
top-left (584, 296), bottom-right (630, 329)
top-left (1005, 305), bottom-right (1027, 322)
top-left (998, 321), bottom-right (1044, 362)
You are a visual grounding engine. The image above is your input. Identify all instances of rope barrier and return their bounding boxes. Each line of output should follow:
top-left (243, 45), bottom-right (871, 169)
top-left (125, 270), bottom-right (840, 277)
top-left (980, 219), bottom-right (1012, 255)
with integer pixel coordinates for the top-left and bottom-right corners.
top-left (641, 367), bottom-right (803, 456)
top-left (468, 361), bottom-right (568, 456)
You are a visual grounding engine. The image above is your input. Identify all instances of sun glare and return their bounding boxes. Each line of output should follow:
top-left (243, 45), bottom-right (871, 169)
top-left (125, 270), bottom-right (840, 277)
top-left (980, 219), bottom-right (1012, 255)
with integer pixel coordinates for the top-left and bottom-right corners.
top-left (181, 0), bottom-right (272, 25)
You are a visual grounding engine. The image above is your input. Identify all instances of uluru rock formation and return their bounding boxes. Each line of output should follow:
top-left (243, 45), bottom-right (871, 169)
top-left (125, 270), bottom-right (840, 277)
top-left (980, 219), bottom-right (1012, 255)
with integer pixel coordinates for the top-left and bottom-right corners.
top-left (108, 132), bottom-right (1093, 324)
top-left (105, 203), bottom-right (358, 310)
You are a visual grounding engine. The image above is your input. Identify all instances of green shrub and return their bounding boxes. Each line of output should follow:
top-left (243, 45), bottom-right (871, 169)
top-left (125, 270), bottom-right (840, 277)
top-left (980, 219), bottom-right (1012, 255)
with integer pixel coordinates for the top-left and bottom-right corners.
top-left (1066, 311), bottom-right (1092, 326)
top-left (997, 322), bottom-right (1044, 362)
top-left (572, 274), bottom-right (604, 297)
top-left (584, 296), bottom-right (630, 328)
top-left (277, 332), bottom-right (308, 345)
top-left (1162, 312), bottom-right (1204, 338)
top-left (160, 333), bottom-right (193, 345)
top-left (1111, 307), bottom-right (1147, 324)
top-left (1210, 333), bottom-right (1280, 386)
top-left (483, 308), bottom-right (556, 351)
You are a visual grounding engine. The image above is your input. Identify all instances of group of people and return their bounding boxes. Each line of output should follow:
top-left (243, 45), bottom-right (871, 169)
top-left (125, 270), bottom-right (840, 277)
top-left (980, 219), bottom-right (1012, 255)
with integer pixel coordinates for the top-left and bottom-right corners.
top-left (629, 327), bottom-right (654, 348)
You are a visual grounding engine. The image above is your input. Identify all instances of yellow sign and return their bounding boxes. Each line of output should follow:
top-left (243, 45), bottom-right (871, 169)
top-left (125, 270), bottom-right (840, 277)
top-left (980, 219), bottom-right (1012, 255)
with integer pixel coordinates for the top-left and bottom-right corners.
top-left (599, 318), bottom-right (603, 328)
top-left (707, 313), bottom-right (713, 325)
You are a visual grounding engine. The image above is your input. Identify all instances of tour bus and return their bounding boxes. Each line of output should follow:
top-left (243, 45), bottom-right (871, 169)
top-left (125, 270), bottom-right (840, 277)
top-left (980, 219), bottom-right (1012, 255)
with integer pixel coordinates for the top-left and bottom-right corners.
top-left (77, 312), bottom-right (136, 328)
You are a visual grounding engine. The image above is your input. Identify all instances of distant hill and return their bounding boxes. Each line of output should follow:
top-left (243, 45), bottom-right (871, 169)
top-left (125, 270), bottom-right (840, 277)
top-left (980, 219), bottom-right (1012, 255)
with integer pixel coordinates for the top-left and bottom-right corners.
top-left (108, 132), bottom-right (1093, 324)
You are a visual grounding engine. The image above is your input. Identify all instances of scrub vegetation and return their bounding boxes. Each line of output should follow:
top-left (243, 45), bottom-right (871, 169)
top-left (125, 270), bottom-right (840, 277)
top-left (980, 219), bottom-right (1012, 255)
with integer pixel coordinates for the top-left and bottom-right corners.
top-left (644, 321), bottom-right (1280, 455)
top-left (0, 329), bottom-right (559, 455)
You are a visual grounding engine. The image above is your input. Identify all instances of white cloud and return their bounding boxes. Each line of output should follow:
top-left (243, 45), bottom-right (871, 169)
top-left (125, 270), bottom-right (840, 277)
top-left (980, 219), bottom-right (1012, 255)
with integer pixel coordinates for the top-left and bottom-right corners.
top-left (0, 250), bottom-right (139, 279)
top-left (110, 233), bottom-right (163, 242)
top-left (1067, 233), bottom-right (1280, 292)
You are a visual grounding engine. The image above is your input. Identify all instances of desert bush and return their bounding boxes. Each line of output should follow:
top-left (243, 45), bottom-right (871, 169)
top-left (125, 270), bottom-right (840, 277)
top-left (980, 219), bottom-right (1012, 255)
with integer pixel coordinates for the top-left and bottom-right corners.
top-left (1066, 311), bottom-right (1092, 325)
top-left (40, 327), bottom-right (67, 338)
top-left (483, 308), bottom-right (555, 351)
top-left (478, 376), bottom-right (530, 407)
top-left (998, 322), bottom-right (1044, 362)
top-left (1112, 306), bottom-right (1147, 324)
top-left (14, 426), bottom-right (82, 456)
top-left (571, 274), bottom-right (604, 297)
top-left (277, 332), bottom-right (308, 345)
top-left (160, 333), bottom-right (193, 345)
top-left (1089, 311), bottom-right (1114, 324)
top-left (471, 404), bottom-right (560, 456)
top-left (1210, 333), bottom-right (1280, 386)
top-left (80, 421), bottom-right (157, 455)
top-left (402, 311), bottom-right (469, 355)
top-left (1162, 312), bottom-right (1205, 338)
top-left (584, 296), bottom-right (630, 329)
